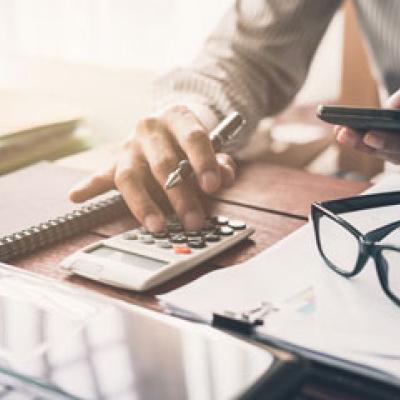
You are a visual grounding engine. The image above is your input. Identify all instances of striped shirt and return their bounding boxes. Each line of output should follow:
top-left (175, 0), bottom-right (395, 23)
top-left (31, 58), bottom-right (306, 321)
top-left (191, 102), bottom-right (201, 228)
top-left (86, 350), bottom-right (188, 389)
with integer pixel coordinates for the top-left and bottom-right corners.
top-left (154, 0), bottom-right (400, 150)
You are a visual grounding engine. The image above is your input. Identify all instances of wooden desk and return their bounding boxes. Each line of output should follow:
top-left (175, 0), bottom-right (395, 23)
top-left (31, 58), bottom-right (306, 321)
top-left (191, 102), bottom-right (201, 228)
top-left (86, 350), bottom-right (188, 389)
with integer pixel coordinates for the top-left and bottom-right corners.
top-left (216, 161), bottom-right (368, 218)
top-left (12, 157), bottom-right (369, 309)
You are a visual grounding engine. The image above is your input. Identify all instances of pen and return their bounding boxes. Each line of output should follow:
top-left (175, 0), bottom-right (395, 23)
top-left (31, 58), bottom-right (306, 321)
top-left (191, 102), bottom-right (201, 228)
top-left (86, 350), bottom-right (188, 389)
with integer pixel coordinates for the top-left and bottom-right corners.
top-left (165, 111), bottom-right (245, 190)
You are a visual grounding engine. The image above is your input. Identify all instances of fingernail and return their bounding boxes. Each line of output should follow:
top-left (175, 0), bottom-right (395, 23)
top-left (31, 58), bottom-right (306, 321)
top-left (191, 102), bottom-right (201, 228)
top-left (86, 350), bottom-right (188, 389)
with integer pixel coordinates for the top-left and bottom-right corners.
top-left (336, 128), bottom-right (346, 144)
top-left (337, 128), bottom-right (355, 145)
top-left (200, 170), bottom-right (220, 192)
top-left (144, 214), bottom-right (165, 232)
top-left (183, 211), bottom-right (204, 230)
top-left (68, 189), bottom-right (80, 202)
top-left (364, 134), bottom-right (384, 150)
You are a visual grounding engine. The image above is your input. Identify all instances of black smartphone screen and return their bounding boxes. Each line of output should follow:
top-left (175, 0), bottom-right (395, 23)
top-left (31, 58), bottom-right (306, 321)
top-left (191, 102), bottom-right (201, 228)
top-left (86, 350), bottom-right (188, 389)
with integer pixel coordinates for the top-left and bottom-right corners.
top-left (317, 105), bottom-right (400, 132)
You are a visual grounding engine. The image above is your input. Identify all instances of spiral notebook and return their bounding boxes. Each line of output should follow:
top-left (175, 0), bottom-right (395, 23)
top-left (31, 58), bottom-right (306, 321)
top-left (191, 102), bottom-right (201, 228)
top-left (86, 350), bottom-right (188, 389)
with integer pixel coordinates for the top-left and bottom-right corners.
top-left (0, 161), bottom-right (128, 261)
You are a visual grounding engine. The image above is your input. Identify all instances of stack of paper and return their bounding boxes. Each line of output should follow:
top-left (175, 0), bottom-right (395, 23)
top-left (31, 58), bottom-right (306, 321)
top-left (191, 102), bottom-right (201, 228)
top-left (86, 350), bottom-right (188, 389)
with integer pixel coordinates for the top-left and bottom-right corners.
top-left (159, 175), bottom-right (400, 381)
top-left (0, 91), bottom-right (90, 173)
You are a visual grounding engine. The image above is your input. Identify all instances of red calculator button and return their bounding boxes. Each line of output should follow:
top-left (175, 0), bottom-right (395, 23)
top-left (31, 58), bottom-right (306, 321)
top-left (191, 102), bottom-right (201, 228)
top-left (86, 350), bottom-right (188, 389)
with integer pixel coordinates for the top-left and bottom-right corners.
top-left (174, 246), bottom-right (192, 255)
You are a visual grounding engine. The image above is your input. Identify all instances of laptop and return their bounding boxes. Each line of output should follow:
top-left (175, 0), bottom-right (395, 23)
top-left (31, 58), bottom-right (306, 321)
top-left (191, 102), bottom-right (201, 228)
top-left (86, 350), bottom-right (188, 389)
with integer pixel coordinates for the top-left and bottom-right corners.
top-left (0, 263), bottom-right (305, 400)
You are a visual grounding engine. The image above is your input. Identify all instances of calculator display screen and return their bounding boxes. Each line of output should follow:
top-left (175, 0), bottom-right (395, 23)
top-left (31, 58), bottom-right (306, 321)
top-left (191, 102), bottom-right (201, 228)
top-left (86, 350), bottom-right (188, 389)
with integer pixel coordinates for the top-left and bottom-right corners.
top-left (89, 245), bottom-right (167, 271)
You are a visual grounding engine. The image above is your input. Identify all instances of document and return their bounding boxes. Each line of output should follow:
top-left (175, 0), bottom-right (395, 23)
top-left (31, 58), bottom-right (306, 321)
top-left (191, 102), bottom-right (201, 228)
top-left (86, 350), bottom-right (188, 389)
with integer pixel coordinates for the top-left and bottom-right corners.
top-left (159, 225), bottom-right (314, 321)
top-left (159, 174), bottom-right (400, 379)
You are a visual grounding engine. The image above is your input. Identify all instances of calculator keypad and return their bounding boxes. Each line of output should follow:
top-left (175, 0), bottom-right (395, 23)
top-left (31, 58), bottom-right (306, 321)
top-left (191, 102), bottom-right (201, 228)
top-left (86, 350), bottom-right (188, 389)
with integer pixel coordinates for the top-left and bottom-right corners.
top-left (218, 226), bottom-right (234, 236)
top-left (187, 239), bottom-right (206, 249)
top-left (139, 234), bottom-right (155, 244)
top-left (152, 231), bottom-right (169, 239)
top-left (170, 234), bottom-right (187, 244)
top-left (120, 215), bottom-right (246, 255)
top-left (63, 213), bottom-right (254, 292)
top-left (204, 233), bottom-right (220, 242)
top-left (228, 220), bottom-right (247, 230)
top-left (156, 240), bottom-right (173, 249)
top-left (122, 231), bottom-right (138, 240)
top-left (174, 246), bottom-right (192, 255)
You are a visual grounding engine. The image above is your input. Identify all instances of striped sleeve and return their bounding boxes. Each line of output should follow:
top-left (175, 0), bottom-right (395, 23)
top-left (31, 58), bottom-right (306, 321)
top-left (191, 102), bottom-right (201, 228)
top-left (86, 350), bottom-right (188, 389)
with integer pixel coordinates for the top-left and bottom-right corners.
top-left (153, 0), bottom-right (341, 151)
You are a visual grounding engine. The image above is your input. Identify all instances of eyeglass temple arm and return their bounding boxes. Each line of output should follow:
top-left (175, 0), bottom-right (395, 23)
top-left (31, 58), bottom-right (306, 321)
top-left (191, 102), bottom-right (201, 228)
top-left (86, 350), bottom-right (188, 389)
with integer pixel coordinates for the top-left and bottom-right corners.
top-left (365, 220), bottom-right (400, 242)
top-left (320, 191), bottom-right (400, 214)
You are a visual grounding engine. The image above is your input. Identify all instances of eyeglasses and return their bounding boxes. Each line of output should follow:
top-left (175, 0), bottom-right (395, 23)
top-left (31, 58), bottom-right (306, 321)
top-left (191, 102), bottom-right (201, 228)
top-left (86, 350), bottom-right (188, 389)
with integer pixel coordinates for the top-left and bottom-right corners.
top-left (311, 191), bottom-right (400, 307)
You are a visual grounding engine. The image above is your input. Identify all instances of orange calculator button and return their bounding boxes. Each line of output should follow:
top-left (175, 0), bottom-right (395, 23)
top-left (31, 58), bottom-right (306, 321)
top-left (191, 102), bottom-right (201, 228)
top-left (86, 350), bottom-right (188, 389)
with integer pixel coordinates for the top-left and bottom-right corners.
top-left (174, 246), bottom-right (192, 255)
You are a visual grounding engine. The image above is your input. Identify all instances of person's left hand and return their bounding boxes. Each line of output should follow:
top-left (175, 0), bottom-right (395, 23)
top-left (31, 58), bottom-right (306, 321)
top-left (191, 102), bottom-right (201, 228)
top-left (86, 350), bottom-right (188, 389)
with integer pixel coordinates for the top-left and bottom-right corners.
top-left (335, 88), bottom-right (400, 164)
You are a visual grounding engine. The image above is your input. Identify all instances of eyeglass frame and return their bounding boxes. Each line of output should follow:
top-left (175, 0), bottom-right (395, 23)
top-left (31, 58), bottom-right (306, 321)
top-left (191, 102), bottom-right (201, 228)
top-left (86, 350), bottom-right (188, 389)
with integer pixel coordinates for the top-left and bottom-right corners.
top-left (311, 191), bottom-right (400, 307)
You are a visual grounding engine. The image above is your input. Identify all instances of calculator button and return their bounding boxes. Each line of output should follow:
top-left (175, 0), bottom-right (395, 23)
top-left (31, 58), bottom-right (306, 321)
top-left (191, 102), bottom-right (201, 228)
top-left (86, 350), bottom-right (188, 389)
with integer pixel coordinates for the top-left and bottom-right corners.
top-left (228, 220), bottom-right (247, 230)
top-left (186, 230), bottom-right (202, 237)
top-left (212, 215), bottom-right (229, 225)
top-left (170, 234), bottom-right (187, 244)
top-left (139, 234), bottom-right (155, 244)
top-left (167, 222), bottom-right (183, 233)
top-left (174, 246), bottom-right (192, 255)
top-left (122, 231), bottom-right (138, 240)
top-left (204, 233), bottom-right (220, 242)
top-left (156, 240), bottom-right (173, 249)
top-left (201, 228), bottom-right (217, 236)
top-left (188, 236), bottom-right (203, 242)
top-left (138, 227), bottom-right (150, 235)
top-left (152, 231), bottom-right (169, 239)
top-left (218, 226), bottom-right (234, 235)
top-left (188, 239), bottom-right (206, 249)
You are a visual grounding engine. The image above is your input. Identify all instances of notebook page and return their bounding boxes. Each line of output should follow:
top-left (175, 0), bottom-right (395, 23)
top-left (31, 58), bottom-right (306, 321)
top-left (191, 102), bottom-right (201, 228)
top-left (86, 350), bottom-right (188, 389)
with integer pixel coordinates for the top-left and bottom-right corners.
top-left (0, 161), bottom-right (114, 238)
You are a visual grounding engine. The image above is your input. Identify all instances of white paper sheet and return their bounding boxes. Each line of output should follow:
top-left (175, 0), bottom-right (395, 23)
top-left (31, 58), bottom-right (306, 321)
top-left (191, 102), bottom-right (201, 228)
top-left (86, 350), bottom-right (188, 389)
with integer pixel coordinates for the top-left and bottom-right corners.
top-left (159, 174), bottom-right (400, 379)
top-left (159, 225), bottom-right (315, 319)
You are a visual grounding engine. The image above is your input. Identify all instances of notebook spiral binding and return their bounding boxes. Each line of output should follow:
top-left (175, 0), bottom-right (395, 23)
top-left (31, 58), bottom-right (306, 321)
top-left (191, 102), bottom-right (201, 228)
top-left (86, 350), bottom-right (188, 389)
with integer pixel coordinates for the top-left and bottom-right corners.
top-left (0, 194), bottom-right (129, 262)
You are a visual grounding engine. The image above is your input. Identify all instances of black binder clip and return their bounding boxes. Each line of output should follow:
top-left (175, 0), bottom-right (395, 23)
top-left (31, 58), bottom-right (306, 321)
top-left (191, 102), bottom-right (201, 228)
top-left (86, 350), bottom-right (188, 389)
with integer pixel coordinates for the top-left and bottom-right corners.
top-left (212, 302), bottom-right (278, 335)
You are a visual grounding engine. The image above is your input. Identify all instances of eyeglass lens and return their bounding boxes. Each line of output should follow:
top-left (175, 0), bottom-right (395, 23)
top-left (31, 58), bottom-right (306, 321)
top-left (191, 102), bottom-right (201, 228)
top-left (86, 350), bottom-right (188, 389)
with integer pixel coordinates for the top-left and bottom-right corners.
top-left (318, 214), bottom-right (360, 274)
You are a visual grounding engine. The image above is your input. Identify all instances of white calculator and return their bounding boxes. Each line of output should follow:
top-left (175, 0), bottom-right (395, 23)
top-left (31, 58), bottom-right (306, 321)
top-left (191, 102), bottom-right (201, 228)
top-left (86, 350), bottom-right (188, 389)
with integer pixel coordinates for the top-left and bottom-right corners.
top-left (61, 216), bottom-right (254, 291)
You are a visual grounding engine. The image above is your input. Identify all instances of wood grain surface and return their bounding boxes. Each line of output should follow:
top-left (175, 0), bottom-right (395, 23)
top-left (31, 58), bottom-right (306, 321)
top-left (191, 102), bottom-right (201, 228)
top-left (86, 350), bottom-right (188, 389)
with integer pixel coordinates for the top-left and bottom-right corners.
top-left (216, 161), bottom-right (369, 218)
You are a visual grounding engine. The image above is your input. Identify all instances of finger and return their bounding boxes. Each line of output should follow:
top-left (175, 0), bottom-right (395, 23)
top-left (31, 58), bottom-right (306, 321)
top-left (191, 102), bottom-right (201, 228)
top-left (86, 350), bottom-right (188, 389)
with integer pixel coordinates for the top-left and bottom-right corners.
top-left (163, 106), bottom-right (221, 193)
top-left (333, 125), bottom-right (342, 135)
top-left (216, 153), bottom-right (236, 188)
top-left (386, 89), bottom-right (400, 108)
top-left (363, 130), bottom-right (400, 153)
top-left (336, 127), bottom-right (376, 154)
top-left (115, 146), bottom-right (165, 232)
top-left (69, 166), bottom-right (115, 203)
top-left (137, 117), bottom-right (205, 230)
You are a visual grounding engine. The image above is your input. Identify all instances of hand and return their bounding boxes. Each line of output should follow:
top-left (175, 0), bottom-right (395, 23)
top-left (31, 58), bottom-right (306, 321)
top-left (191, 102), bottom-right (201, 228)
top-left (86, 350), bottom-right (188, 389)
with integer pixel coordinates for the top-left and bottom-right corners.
top-left (335, 88), bottom-right (400, 164)
top-left (69, 106), bottom-right (236, 232)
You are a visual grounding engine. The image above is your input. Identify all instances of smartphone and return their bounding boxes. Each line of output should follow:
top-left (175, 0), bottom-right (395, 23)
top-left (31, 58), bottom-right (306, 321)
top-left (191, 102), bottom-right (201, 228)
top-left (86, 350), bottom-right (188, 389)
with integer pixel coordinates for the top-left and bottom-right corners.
top-left (317, 105), bottom-right (400, 132)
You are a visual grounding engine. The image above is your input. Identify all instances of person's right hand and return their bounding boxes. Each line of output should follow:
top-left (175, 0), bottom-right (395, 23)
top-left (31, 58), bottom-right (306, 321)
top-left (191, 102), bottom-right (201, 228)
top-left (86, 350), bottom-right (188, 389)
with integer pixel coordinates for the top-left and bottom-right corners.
top-left (335, 89), bottom-right (400, 164)
top-left (69, 106), bottom-right (236, 232)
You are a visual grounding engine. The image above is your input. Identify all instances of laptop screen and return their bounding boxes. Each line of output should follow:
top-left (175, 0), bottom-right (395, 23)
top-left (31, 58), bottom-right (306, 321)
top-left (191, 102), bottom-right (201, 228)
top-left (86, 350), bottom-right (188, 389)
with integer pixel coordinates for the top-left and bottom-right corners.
top-left (0, 265), bottom-right (274, 400)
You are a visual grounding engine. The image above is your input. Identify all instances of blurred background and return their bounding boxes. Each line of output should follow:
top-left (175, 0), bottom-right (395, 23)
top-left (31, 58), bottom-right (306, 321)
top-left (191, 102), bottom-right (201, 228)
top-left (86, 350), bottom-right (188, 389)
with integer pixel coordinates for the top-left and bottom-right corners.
top-left (0, 0), bottom-right (381, 178)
